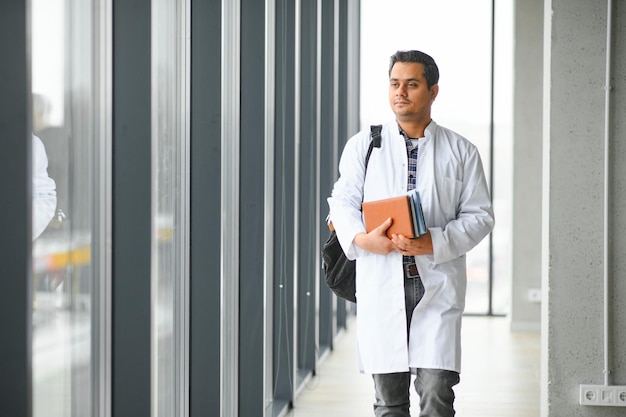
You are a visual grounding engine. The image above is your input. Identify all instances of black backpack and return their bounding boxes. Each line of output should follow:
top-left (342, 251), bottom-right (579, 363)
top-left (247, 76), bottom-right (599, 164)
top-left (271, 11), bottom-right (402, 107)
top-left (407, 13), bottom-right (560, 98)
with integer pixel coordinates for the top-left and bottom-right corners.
top-left (322, 125), bottom-right (382, 303)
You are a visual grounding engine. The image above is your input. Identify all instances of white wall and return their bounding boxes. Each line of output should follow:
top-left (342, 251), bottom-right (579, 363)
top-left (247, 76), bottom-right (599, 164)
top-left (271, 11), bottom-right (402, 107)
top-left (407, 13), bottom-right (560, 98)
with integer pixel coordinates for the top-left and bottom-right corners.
top-left (511, 0), bottom-right (543, 332)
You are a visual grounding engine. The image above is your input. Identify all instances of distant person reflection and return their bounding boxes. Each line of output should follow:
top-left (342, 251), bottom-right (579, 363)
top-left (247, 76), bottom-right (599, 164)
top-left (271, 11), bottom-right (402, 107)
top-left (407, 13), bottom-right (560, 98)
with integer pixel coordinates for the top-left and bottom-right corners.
top-left (33, 134), bottom-right (56, 240)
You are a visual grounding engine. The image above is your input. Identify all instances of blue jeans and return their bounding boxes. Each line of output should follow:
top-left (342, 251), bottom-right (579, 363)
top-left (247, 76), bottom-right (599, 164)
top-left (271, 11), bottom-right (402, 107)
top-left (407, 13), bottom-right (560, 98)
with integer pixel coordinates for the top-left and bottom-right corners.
top-left (371, 273), bottom-right (460, 416)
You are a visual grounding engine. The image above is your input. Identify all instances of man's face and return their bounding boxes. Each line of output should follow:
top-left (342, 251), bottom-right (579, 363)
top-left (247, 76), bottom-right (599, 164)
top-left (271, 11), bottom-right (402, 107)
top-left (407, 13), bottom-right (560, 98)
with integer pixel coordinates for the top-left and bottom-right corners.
top-left (388, 62), bottom-right (438, 122)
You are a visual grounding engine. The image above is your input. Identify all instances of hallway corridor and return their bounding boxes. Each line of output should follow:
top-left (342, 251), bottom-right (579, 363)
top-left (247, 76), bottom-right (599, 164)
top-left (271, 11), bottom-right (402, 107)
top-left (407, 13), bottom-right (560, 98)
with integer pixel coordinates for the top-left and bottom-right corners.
top-left (288, 316), bottom-right (540, 417)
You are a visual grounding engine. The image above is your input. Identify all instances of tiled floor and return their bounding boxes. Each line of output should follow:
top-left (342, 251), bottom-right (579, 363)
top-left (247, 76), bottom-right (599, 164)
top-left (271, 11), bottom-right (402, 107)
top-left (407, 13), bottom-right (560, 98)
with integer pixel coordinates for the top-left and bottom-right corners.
top-left (287, 316), bottom-right (540, 417)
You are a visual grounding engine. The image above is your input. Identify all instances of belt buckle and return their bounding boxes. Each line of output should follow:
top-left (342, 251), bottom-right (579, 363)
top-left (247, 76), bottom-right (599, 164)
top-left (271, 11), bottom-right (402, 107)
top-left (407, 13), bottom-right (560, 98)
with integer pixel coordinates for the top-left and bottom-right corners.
top-left (404, 263), bottom-right (420, 278)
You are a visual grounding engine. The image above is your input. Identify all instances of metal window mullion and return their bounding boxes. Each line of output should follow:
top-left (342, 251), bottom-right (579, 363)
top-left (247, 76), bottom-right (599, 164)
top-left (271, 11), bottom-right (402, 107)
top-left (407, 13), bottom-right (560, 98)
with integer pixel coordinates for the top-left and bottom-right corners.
top-left (178, 0), bottom-right (191, 415)
top-left (314, 0), bottom-right (326, 374)
top-left (292, 0), bottom-right (302, 404)
top-left (263, 0), bottom-right (276, 413)
top-left (487, 0), bottom-right (496, 316)
top-left (334, 0), bottom-right (348, 330)
top-left (220, 0), bottom-right (241, 416)
top-left (346, 0), bottom-right (360, 136)
top-left (314, 0), bottom-right (323, 367)
top-left (94, 0), bottom-right (113, 416)
top-left (330, 0), bottom-right (339, 343)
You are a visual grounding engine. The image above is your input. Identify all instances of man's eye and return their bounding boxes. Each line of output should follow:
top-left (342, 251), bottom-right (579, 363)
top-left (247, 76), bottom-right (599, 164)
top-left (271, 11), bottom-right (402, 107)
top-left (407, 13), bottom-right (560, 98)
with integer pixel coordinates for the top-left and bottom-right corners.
top-left (408, 83), bottom-right (417, 88)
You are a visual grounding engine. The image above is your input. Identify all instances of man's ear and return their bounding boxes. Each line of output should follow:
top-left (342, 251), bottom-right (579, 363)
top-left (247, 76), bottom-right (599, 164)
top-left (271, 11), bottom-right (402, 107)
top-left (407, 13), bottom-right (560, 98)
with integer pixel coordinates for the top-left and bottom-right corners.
top-left (430, 84), bottom-right (439, 102)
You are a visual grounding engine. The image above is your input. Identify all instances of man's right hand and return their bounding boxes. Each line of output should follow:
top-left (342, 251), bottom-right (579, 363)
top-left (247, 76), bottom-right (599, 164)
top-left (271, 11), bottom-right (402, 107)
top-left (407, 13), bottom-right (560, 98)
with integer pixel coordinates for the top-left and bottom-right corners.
top-left (353, 217), bottom-right (396, 255)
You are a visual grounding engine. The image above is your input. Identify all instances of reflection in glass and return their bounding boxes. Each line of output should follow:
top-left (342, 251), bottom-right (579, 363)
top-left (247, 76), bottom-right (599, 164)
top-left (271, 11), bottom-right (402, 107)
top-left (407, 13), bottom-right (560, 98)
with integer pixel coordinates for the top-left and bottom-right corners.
top-left (152, 0), bottom-right (189, 415)
top-left (31, 0), bottom-right (106, 415)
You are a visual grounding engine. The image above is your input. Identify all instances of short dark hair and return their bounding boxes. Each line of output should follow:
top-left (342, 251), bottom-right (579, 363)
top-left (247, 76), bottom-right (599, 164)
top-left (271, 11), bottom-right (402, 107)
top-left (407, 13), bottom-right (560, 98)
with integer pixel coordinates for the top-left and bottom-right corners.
top-left (389, 50), bottom-right (439, 89)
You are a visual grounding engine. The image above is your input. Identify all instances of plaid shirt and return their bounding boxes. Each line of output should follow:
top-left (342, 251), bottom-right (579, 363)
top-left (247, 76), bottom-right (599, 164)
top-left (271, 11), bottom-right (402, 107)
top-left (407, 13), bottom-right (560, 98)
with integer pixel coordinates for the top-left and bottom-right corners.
top-left (399, 126), bottom-right (419, 191)
top-left (399, 125), bottom-right (419, 267)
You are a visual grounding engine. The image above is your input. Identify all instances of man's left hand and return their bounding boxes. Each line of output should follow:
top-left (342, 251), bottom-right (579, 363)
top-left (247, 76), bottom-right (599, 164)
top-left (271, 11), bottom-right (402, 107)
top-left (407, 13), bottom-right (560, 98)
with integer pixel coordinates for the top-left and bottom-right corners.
top-left (391, 230), bottom-right (434, 256)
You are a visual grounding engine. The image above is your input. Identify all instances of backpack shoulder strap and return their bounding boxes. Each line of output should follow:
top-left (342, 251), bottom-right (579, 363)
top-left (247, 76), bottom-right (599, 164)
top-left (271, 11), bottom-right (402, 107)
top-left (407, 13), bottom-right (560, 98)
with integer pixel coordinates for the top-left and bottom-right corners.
top-left (370, 124), bottom-right (382, 148)
top-left (365, 124), bottom-right (382, 171)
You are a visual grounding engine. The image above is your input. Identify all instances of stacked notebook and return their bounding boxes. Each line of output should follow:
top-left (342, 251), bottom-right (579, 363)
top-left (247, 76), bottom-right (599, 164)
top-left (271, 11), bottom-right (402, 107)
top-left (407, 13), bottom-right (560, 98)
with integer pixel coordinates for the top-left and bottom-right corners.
top-left (362, 190), bottom-right (427, 239)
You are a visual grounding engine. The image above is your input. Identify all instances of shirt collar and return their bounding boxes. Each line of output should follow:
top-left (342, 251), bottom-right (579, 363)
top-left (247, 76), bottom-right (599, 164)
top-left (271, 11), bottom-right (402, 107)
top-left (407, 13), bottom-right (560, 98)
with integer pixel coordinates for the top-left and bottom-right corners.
top-left (397, 119), bottom-right (435, 140)
top-left (397, 124), bottom-right (417, 152)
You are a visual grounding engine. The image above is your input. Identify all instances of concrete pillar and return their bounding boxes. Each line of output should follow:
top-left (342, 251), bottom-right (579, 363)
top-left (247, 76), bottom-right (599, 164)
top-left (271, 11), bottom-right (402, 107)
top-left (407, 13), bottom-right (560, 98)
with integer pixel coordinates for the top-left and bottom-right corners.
top-left (542, 0), bottom-right (626, 415)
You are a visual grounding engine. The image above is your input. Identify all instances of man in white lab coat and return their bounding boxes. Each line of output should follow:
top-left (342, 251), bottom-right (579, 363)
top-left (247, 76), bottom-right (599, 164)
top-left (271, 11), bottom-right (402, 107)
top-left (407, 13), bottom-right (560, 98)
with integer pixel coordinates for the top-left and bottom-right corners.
top-left (327, 50), bottom-right (494, 416)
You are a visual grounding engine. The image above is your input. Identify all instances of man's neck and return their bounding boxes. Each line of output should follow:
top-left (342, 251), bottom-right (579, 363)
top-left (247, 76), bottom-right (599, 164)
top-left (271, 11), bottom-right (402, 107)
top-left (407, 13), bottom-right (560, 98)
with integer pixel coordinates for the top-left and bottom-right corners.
top-left (396, 118), bottom-right (431, 139)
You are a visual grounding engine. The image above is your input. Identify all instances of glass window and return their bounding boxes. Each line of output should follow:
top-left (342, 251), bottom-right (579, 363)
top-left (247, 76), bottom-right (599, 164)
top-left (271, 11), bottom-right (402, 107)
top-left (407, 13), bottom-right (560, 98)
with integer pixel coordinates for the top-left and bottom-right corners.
top-left (491, 0), bottom-right (514, 315)
top-left (31, 0), bottom-right (109, 416)
top-left (151, 0), bottom-right (189, 415)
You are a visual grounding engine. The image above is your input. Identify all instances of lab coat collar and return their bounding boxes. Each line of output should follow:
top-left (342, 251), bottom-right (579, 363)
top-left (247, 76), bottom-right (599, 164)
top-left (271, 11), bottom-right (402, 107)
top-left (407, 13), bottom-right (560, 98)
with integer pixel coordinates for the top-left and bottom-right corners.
top-left (424, 119), bottom-right (437, 139)
top-left (395, 119), bottom-right (438, 141)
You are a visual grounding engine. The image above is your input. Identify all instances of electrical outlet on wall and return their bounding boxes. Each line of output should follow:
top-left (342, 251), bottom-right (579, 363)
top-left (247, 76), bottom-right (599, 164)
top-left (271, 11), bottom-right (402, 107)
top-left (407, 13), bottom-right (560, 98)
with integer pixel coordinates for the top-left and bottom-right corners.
top-left (527, 288), bottom-right (542, 303)
top-left (580, 384), bottom-right (626, 407)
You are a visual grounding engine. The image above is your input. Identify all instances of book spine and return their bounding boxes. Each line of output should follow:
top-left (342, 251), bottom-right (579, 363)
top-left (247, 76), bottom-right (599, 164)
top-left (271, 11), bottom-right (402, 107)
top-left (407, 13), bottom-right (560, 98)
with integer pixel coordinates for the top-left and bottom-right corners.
top-left (408, 193), bottom-right (419, 237)
top-left (410, 190), bottom-right (427, 237)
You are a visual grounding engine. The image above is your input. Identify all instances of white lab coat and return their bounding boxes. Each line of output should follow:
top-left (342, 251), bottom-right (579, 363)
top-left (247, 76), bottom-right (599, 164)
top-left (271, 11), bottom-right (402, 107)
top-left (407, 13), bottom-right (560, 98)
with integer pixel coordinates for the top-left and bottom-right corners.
top-left (327, 120), bottom-right (494, 374)
top-left (33, 135), bottom-right (56, 240)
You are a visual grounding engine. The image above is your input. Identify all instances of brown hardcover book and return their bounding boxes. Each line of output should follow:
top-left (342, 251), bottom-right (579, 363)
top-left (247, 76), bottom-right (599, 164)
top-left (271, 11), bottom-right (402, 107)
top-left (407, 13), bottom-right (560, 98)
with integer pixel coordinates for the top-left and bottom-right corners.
top-left (362, 195), bottom-right (415, 239)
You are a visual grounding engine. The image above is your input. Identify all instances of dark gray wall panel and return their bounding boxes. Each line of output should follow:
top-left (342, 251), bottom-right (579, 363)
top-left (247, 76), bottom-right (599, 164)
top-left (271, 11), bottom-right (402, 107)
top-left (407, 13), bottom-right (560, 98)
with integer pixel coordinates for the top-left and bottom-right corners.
top-left (111, 0), bottom-right (152, 415)
top-left (318, 0), bottom-right (336, 352)
top-left (0, 2), bottom-right (32, 416)
top-left (297, 0), bottom-right (320, 380)
top-left (190, 0), bottom-right (222, 415)
top-left (239, 0), bottom-right (267, 415)
top-left (273, 0), bottom-right (296, 407)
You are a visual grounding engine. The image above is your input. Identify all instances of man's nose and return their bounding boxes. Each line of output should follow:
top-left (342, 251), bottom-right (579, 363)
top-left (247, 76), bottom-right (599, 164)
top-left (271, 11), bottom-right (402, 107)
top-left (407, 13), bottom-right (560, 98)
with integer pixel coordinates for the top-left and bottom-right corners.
top-left (396, 85), bottom-right (407, 96)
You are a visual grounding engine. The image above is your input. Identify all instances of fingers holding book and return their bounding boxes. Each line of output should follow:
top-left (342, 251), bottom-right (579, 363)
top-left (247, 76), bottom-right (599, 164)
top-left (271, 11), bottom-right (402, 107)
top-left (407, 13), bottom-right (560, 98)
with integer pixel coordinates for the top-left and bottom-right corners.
top-left (391, 230), bottom-right (433, 256)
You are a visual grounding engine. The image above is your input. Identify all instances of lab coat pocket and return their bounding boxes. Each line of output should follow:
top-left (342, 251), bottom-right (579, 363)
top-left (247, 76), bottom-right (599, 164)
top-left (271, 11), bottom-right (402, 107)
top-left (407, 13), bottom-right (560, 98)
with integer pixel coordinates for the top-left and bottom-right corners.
top-left (437, 176), bottom-right (462, 221)
top-left (431, 259), bottom-right (467, 310)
